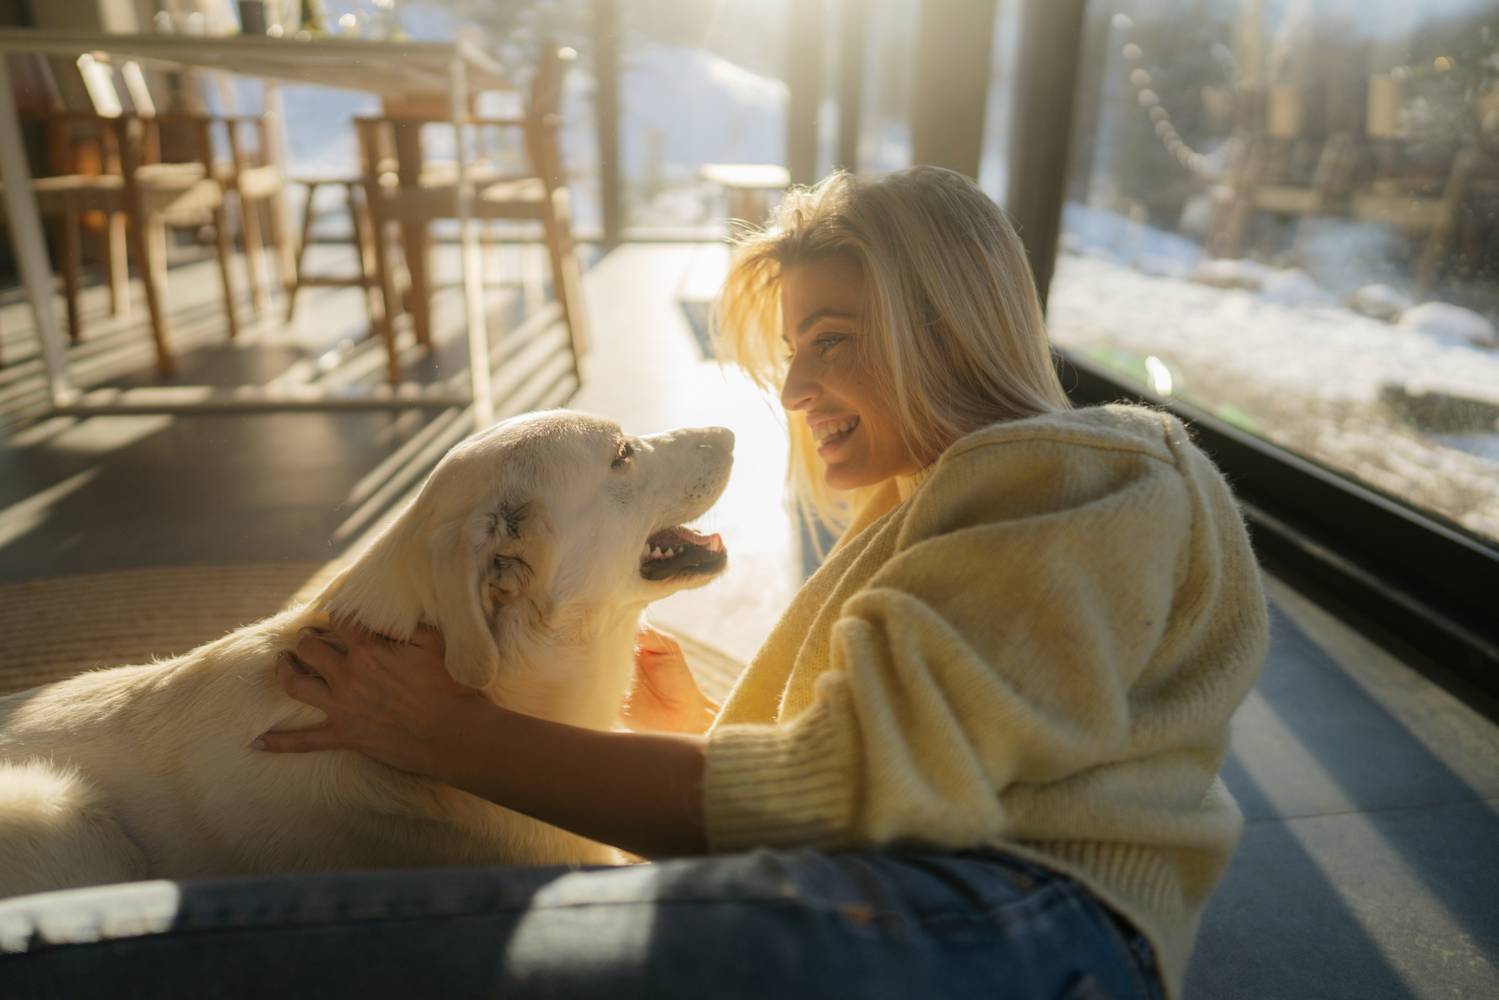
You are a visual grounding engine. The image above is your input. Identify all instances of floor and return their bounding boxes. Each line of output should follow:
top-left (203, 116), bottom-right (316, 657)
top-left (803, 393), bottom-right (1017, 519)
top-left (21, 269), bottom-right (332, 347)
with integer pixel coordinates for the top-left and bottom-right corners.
top-left (1, 242), bottom-right (1496, 998)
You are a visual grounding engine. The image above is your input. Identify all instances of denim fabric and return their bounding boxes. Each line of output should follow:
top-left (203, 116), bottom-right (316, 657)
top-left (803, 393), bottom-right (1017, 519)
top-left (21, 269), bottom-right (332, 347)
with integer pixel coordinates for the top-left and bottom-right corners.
top-left (0, 848), bottom-right (1164, 999)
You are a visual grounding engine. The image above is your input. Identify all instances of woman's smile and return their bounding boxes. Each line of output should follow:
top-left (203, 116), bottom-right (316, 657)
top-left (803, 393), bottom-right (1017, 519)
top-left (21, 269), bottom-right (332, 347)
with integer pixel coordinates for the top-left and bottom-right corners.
top-left (811, 415), bottom-right (860, 455)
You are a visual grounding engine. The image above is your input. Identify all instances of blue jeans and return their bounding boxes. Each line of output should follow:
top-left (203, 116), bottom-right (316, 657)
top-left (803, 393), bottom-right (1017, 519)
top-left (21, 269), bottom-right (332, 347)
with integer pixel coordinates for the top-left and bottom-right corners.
top-left (0, 848), bottom-right (1164, 999)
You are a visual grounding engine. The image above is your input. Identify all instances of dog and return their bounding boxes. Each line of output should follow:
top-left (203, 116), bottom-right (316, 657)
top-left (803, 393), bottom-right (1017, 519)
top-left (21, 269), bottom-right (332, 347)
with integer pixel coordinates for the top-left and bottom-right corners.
top-left (0, 411), bottom-right (733, 898)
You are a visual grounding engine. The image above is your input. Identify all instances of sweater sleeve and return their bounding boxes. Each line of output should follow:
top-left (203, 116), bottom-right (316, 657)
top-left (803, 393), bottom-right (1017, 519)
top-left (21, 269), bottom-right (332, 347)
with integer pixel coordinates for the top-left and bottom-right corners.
top-left (704, 432), bottom-right (1236, 852)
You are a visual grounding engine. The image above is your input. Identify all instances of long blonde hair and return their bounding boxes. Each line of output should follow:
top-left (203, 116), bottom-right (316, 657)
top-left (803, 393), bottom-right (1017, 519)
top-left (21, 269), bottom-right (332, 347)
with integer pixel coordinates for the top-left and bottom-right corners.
top-left (712, 165), bottom-right (1071, 537)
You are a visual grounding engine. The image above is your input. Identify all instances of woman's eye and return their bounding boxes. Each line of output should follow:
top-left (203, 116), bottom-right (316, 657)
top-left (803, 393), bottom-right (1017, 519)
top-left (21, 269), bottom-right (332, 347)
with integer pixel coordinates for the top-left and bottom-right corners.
top-left (813, 334), bottom-right (847, 357)
top-left (611, 442), bottom-right (635, 469)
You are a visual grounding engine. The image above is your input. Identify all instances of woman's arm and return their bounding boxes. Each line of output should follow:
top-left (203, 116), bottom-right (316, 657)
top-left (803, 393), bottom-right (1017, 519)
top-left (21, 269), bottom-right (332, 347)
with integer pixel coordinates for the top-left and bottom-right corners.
top-left (255, 623), bottom-right (708, 859)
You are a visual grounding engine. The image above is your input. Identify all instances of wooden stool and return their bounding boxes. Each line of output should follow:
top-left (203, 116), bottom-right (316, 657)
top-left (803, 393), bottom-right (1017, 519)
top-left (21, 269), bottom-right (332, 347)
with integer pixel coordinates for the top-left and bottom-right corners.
top-left (699, 163), bottom-right (791, 228)
top-left (284, 175), bottom-right (378, 326)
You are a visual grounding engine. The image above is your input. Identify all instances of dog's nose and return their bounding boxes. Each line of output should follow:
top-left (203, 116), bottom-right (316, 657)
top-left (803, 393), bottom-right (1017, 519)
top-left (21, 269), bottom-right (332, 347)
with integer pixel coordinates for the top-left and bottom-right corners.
top-left (700, 426), bottom-right (734, 453)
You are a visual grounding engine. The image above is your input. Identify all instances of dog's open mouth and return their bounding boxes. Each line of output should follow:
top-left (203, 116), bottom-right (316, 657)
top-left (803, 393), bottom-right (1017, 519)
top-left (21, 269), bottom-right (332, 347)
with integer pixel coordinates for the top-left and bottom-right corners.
top-left (639, 525), bottom-right (727, 581)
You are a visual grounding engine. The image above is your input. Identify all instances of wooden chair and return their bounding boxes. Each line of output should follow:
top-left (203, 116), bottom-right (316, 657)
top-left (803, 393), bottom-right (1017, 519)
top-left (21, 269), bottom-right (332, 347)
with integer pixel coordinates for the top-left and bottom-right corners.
top-left (354, 44), bottom-right (589, 383)
top-left (1207, 128), bottom-right (1361, 261)
top-left (212, 114), bottom-right (291, 319)
top-left (1349, 146), bottom-right (1478, 293)
top-left (0, 110), bottom-right (128, 347)
top-left (1, 110), bottom-right (241, 375)
top-left (117, 58), bottom-right (291, 322)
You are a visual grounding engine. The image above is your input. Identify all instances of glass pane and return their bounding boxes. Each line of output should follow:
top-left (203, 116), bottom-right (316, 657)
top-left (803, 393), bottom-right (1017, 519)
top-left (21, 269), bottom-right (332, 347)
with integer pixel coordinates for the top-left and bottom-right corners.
top-left (980, 0), bottom-right (1022, 202)
top-left (617, 0), bottom-right (789, 232)
top-left (1050, 0), bottom-right (1499, 546)
top-left (858, 0), bottom-right (918, 174)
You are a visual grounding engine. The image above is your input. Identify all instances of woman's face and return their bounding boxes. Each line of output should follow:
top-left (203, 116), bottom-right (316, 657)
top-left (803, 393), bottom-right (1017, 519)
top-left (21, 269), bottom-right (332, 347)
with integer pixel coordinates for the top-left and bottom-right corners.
top-left (779, 259), bottom-right (922, 490)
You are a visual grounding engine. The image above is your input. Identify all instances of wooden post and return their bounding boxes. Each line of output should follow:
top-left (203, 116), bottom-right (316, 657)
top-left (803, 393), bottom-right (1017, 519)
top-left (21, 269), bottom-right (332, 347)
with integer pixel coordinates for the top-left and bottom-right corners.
top-left (911, 0), bottom-right (998, 178)
top-left (1005, 0), bottom-right (1086, 307)
top-left (786, 0), bottom-right (825, 186)
top-left (592, 0), bottom-right (623, 247)
top-left (835, 0), bottom-right (867, 172)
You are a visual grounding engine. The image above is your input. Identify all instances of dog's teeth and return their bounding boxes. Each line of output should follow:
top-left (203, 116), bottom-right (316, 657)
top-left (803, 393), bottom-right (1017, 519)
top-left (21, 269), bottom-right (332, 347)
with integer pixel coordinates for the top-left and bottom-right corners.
top-left (651, 546), bottom-right (665, 559)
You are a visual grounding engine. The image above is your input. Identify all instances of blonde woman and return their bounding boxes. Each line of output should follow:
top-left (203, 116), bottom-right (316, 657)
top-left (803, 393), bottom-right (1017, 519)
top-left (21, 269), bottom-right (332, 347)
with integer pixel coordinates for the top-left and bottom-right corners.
top-left (124, 167), bottom-right (1266, 998)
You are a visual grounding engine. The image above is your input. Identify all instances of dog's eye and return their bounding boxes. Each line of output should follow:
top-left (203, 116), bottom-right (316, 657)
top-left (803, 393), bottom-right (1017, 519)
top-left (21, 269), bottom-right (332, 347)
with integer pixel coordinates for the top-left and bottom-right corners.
top-left (611, 441), bottom-right (635, 470)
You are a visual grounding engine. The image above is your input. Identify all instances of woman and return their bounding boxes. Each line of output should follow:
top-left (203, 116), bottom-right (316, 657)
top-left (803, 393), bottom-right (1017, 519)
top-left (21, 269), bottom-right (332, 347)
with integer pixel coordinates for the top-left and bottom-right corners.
top-left (257, 166), bottom-right (1268, 998)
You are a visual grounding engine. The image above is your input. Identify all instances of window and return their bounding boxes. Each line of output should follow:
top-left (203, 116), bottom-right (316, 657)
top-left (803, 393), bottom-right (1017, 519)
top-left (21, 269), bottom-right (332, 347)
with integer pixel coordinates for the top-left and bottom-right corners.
top-left (1049, 0), bottom-right (1499, 548)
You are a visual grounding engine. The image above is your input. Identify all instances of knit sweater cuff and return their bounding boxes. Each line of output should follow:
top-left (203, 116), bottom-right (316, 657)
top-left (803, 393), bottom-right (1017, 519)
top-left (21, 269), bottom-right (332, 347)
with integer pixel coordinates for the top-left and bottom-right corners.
top-left (703, 695), bottom-right (859, 853)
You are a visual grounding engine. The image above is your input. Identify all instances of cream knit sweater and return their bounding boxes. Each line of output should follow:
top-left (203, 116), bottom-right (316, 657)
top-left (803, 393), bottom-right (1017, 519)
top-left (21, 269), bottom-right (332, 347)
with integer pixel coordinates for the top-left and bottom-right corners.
top-left (703, 404), bottom-right (1269, 998)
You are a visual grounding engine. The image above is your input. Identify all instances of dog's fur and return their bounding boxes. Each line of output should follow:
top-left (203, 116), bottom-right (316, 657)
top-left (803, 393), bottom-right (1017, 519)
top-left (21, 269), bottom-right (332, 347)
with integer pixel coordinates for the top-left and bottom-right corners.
top-left (0, 411), bottom-right (733, 898)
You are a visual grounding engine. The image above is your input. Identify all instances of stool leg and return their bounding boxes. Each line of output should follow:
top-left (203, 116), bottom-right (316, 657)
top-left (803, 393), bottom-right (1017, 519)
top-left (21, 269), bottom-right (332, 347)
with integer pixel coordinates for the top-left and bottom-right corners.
top-left (285, 181), bottom-right (320, 324)
top-left (60, 208), bottom-right (83, 344)
top-left (106, 211), bottom-right (130, 319)
top-left (347, 182), bottom-right (381, 336)
top-left (209, 200), bottom-right (242, 341)
top-left (240, 193), bottom-right (271, 317)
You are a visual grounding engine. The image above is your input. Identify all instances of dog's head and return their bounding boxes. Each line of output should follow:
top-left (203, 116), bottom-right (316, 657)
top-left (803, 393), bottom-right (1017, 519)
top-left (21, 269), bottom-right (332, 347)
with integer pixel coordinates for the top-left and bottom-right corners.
top-left (316, 411), bottom-right (734, 690)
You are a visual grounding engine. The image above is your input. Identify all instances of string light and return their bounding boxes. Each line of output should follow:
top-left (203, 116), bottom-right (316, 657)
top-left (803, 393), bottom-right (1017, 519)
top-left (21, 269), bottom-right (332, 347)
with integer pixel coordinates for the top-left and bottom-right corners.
top-left (1113, 12), bottom-right (1241, 178)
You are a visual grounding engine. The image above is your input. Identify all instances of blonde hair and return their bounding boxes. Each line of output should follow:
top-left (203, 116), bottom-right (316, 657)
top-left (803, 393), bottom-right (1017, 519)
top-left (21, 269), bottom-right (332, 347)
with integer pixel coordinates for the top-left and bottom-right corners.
top-left (712, 165), bottom-right (1070, 536)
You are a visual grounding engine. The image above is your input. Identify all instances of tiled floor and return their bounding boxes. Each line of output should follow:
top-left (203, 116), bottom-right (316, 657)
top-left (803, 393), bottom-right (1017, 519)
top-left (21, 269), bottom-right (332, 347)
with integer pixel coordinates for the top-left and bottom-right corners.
top-left (1, 243), bottom-right (1496, 998)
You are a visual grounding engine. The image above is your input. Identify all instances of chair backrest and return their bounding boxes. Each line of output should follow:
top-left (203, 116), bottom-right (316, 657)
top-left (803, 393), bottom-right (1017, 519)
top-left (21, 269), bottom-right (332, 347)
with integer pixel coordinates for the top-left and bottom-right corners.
top-left (526, 43), bottom-right (573, 124)
top-left (524, 43), bottom-right (575, 191)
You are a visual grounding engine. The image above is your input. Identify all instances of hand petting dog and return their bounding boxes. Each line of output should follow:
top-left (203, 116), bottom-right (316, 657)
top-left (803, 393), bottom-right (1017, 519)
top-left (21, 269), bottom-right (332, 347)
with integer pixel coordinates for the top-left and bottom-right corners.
top-left (257, 620), bottom-right (712, 859)
top-left (256, 622), bottom-right (489, 784)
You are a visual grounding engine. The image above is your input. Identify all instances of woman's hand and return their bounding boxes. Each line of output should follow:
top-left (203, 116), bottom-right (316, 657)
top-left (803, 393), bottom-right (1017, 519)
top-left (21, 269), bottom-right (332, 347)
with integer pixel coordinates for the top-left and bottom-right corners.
top-left (254, 620), bottom-right (490, 782)
top-left (256, 619), bottom-right (709, 859)
top-left (620, 625), bottom-right (719, 736)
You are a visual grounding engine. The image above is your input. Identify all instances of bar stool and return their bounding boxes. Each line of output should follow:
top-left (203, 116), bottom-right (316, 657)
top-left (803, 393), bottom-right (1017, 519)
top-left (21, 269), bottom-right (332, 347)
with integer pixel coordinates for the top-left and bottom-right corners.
top-left (284, 175), bottom-right (379, 326)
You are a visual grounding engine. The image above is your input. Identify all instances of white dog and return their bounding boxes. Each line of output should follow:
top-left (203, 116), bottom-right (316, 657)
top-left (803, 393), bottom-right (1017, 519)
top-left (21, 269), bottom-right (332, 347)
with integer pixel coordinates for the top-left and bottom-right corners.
top-left (0, 411), bottom-right (733, 898)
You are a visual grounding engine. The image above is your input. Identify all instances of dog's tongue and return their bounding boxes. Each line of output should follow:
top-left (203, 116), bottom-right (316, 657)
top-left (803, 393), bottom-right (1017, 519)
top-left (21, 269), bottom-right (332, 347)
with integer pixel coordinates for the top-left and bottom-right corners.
top-left (650, 525), bottom-right (723, 550)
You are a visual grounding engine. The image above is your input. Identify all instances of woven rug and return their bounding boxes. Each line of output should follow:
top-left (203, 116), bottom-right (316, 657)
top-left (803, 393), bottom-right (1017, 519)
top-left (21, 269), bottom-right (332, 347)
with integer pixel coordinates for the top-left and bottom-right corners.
top-left (0, 562), bottom-right (337, 695)
top-left (0, 563), bottom-right (744, 702)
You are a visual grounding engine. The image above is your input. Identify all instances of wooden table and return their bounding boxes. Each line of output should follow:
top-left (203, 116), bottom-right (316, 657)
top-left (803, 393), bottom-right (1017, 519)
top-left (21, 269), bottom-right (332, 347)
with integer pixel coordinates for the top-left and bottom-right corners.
top-left (0, 30), bottom-right (510, 424)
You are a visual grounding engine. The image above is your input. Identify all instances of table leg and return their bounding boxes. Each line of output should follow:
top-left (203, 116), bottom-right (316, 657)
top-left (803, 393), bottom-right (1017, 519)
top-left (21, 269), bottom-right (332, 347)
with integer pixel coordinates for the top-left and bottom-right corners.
top-left (0, 67), bottom-right (73, 398)
top-left (263, 83), bottom-right (298, 295)
top-left (357, 120), bottom-right (402, 384)
top-left (452, 55), bottom-right (492, 426)
top-left (392, 118), bottom-right (433, 348)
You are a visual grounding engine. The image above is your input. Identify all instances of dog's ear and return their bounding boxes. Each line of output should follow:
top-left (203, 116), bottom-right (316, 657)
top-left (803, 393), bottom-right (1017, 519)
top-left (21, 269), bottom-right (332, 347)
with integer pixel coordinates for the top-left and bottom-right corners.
top-left (428, 497), bottom-right (545, 689)
top-left (487, 553), bottom-right (533, 607)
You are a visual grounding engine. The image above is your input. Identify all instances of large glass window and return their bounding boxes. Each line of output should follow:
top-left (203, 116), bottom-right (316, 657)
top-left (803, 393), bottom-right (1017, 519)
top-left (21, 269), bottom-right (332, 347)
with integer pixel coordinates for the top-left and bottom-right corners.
top-left (613, 0), bottom-right (788, 232)
top-left (1050, 0), bottom-right (1499, 546)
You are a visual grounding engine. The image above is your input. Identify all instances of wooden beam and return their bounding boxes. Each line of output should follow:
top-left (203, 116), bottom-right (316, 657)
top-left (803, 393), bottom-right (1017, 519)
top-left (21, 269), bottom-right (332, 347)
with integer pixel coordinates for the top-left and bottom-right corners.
top-left (786, 0), bottom-right (826, 186)
top-left (592, 0), bottom-right (623, 248)
top-left (910, 0), bottom-right (997, 177)
top-left (1005, 0), bottom-right (1086, 306)
top-left (835, 0), bottom-right (867, 172)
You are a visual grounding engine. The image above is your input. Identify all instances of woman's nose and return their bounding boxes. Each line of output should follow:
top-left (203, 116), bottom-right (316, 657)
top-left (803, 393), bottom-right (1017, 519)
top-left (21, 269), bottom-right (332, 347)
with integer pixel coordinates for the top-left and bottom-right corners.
top-left (779, 354), bottom-right (818, 411)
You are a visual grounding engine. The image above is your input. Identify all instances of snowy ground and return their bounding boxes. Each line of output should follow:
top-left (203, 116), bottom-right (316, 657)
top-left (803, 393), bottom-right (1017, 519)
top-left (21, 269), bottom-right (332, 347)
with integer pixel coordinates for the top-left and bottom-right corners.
top-left (1048, 248), bottom-right (1499, 544)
